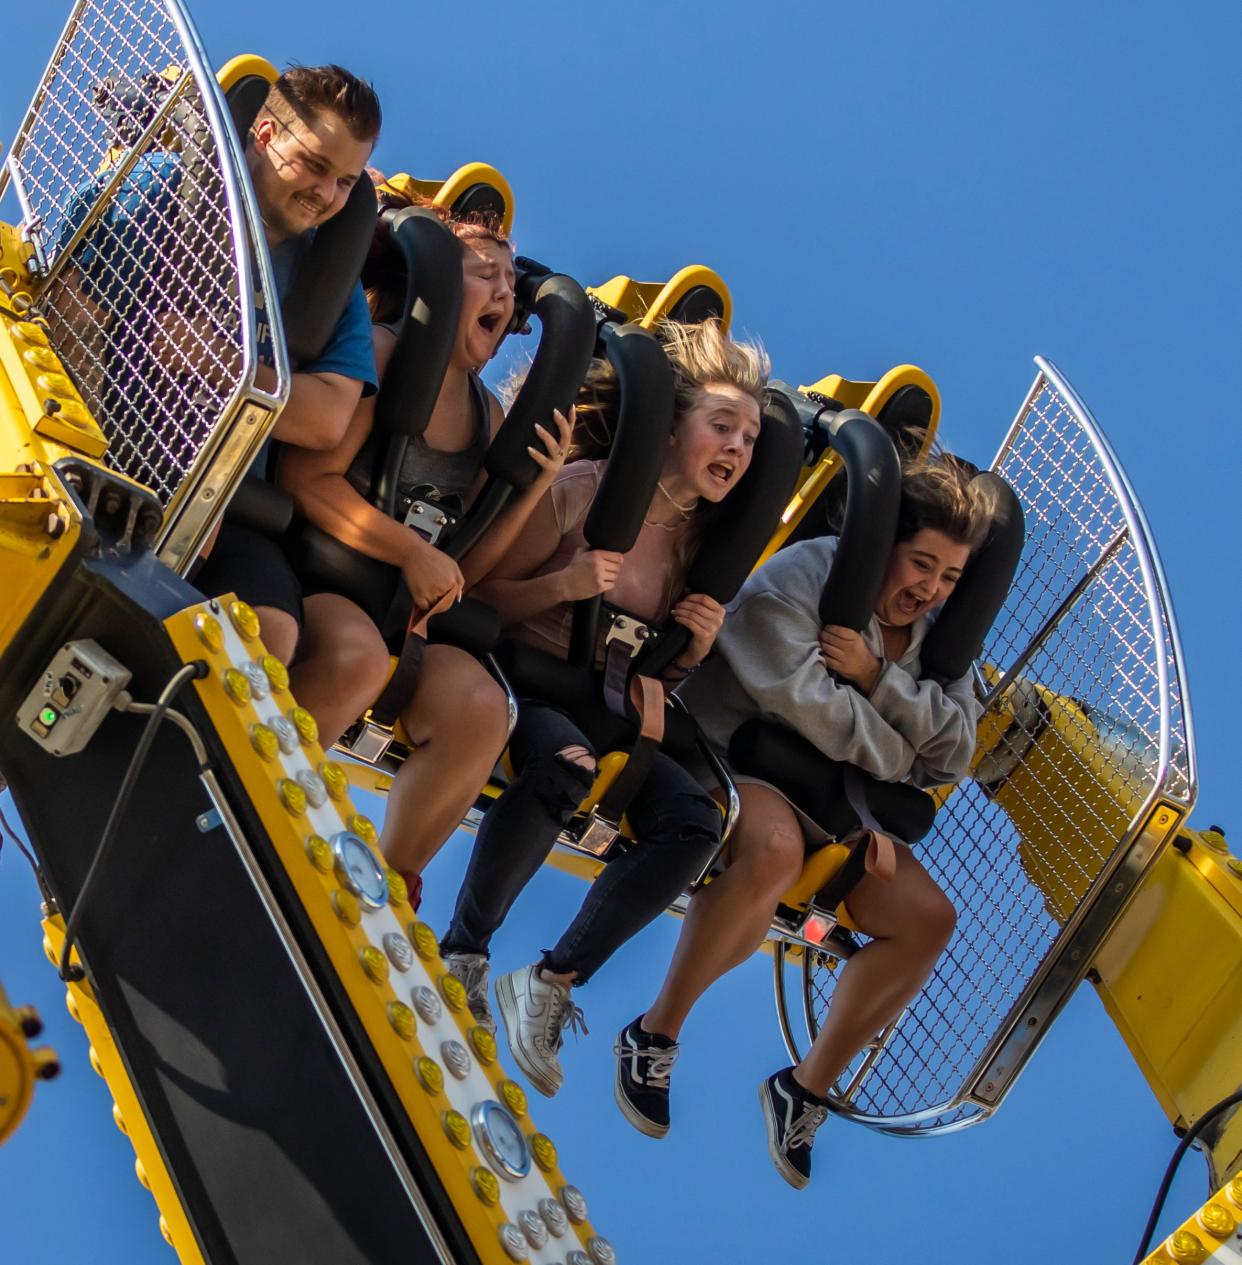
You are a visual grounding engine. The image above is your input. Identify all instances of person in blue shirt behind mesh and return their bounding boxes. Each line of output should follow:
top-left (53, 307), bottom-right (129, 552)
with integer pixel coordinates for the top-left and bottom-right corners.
top-left (53, 64), bottom-right (381, 680)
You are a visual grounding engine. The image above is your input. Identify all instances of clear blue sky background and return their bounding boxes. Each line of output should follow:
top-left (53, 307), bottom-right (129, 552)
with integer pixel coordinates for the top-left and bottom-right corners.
top-left (3, 2), bottom-right (1240, 1262)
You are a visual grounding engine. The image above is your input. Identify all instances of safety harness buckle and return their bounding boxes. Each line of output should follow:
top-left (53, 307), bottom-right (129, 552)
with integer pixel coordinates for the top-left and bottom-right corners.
top-left (402, 497), bottom-right (457, 545)
top-left (568, 809), bottom-right (623, 858)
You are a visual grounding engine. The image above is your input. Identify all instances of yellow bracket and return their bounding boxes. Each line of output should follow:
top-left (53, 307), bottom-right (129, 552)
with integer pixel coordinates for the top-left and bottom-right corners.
top-left (0, 978), bottom-right (57, 1147)
top-left (380, 165), bottom-right (515, 237)
top-left (588, 265), bottom-right (732, 332)
top-left (215, 54), bottom-right (278, 92)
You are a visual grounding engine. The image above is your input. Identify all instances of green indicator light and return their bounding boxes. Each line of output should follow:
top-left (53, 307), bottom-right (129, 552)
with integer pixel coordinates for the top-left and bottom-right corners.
top-left (38, 707), bottom-right (58, 727)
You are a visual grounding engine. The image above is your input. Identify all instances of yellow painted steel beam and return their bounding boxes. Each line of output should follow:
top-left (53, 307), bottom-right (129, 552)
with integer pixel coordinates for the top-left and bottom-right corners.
top-left (163, 598), bottom-right (607, 1263)
top-left (1139, 1173), bottom-right (1242, 1264)
top-left (40, 918), bottom-right (203, 1261)
top-left (1094, 824), bottom-right (1242, 1187)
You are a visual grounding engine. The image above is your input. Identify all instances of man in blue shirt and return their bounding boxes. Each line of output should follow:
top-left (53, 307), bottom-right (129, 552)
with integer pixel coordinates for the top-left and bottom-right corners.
top-left (60, 64), bottom-right (382, 662)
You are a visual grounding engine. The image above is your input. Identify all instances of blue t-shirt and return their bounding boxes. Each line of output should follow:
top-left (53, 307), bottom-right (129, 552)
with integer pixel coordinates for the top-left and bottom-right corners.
top-left (61, 150), bottom-right (376, 392)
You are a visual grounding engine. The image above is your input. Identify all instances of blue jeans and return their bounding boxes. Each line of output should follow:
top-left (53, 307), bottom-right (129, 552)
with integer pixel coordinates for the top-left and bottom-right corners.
top-left (441, 700), bottom-right (721, 984)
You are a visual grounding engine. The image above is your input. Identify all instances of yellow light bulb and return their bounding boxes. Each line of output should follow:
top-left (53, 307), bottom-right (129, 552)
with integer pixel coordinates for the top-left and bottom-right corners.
top-left (409, 922), bottom-right (439, 961)
top-left (11, 320), bottom-right (49, 345)
top-left (277, 778), bottom-right (306, 816)
top-left (361, 946), bottom-right (389, 984)
top-left (415, 1056), bottom-right (444, 1094)
top-left (471, 1167), bottom-right (500, 1206)
top-left (443, 1109), bottom-right (471, 1149)
top-left (386, 869), bottom-right (409, 907)
top-left (194, 612), bottom-right (223, 653)
top-left (499, 1080), bottom-right (528, 1119)
top-left (440, 973), bottom-right (467, 1012)
top-left (289, 706), bottom-right (319, 746)
top-left (23, 345), bottom-right (60, 371)
top-left (530, 1133), bottom-right (557, 1172)
top-left (332, 890), bottom-right (360, 926)
top-left (469, 1026), bottom-right (497, 1064)
top-left (388, 1002), bottom-right (415, 1040)
top-left (223, 667), bottom-right (251, 706)
top-left (305, 834), bottom-right (333, 872)
top-left (1167, 1229), bottom-right (1207, 1263)
top-left (249, 723), bottom-right (279, 762)
top-left (320, 761), bottom-right (349, 802)
top-left (259, 653), bottom-right (289, 692)
top-left (1197, 1204), bottom-right (1235, 1240)
top-left (228, 600), bottom-right (261, 641)
top-left (348, 814), bottom-right (378, 846)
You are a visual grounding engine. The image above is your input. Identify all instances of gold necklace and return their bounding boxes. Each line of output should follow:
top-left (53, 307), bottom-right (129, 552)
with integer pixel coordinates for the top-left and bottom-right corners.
top-left (654, 480), bottom-right (698, 518)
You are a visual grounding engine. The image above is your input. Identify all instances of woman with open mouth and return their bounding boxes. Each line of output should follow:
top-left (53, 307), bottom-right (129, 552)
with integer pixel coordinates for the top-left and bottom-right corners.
top-left (437, 318), bottom-right (768, 1084)
top-left (280, 184), bottom-right (572, 925)
top-left (621, 455), bottom-right (993, 1188)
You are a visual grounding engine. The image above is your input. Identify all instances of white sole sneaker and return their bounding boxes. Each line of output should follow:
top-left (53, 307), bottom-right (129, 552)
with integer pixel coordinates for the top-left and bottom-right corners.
top-left (758, 1082), bottom-right (809, 1190)
top-left (614, 1066), bottom-right (669, 1139)
top-left (495, 968), bottom-right (562, 1098)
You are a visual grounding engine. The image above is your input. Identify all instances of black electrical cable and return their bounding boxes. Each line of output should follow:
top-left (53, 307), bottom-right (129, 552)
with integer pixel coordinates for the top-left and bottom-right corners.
top-left (57, 660), bottom-right (207, 982)
top-left (0, 794), bottom-right (52, 903)
top-left (1131, 1087), bottom-right (1242, 1264)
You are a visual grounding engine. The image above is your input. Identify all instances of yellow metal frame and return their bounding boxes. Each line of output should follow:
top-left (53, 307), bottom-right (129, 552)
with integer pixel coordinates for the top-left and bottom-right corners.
top-left (1139, 1173), bottom-right (1242, 1263)
top-left (41, 917), bottom-right (204, 1263)
top-left (588, 265), bottom-right (732, 332)
top-left (0, 979), bottom-right (55, 1147)
top-left (380, 165), bottom-right (516, 237)
top-left (163, 599), bottom-right (601, 1262)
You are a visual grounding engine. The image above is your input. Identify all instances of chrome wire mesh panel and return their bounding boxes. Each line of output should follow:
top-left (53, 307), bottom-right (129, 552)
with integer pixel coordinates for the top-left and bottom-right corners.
top-left (792, 356), bottom-right (1195, 1133)
top-left (2, 0), bottom-right (284, 565)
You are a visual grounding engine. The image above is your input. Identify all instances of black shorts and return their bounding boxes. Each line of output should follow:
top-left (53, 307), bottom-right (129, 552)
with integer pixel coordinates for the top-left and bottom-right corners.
top-left (192, 524), bottom-right (304, 626)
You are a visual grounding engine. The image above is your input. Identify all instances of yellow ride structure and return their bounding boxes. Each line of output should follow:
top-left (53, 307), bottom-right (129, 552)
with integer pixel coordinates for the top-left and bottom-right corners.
top-left (0, 4), bottom-right (1237, 1265)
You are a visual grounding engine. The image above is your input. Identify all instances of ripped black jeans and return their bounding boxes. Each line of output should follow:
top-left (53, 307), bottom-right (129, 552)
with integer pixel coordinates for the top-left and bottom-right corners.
top-left (440, 699), bottom-right (722, 984)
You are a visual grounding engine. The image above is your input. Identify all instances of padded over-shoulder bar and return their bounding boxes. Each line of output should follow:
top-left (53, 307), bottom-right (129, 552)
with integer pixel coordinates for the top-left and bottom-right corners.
top-left (481, 262), bottom-right (596, 488)
top-left (918, 472), bottom-right (1025, 684)
top-left (283, 175), bottom-right (377, 368)
top-left (818, 408), bottom-right (901, 629)
top-left (568, 323), bottom-right (675, 667)
top-left (582, 324), bottom-right (675, 548)
top-left (370, 207), bottom-right (464, 515)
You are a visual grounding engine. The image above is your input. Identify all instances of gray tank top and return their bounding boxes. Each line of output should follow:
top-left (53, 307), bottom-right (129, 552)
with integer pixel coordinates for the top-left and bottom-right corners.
top-left (346, 341), bottom-right (491, 523)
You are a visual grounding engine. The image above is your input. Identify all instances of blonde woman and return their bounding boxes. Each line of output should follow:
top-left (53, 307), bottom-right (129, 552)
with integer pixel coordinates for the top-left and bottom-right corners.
top-left (439, 320), bottom-right (769, 1097)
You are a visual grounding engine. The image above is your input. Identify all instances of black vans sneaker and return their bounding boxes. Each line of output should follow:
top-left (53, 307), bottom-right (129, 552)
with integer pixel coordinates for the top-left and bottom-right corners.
top-left (758, 1066), bottom-right (829, 1189)
top-left (613, 1016), bottom-right (679, 1138)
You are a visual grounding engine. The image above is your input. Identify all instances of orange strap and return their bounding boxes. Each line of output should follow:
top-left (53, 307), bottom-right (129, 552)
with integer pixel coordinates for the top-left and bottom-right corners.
top-left (863, 829), bottom-right (897, 882)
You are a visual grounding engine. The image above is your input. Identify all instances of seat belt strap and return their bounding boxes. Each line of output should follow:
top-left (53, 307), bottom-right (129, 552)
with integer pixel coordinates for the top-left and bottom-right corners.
top-left (593, 675), bottom-right (665, 825)
top-left (369, 628), bottom-right (427, 729)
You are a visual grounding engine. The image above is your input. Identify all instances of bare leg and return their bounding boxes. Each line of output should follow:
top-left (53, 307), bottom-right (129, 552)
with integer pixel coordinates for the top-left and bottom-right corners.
top-left (793, 846), bottom-right (956, 1097)
top-left (289, 594), bottom-right (392, 747)
top-left (256, 605), bottom-right (299, 666)
top-left (380, 645), bottom-right (510, 875)
top-left (643, 784), bottom-right (805, 1040)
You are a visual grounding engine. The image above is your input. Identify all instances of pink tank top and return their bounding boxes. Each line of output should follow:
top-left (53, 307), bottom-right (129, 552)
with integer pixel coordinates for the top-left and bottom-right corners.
top-left (515, 460), bottom-right (688, 661)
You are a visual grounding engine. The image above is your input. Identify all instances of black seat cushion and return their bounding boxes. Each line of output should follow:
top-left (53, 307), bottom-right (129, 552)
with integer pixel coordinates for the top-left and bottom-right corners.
top-left (728, 718), bottom-right (935, 844)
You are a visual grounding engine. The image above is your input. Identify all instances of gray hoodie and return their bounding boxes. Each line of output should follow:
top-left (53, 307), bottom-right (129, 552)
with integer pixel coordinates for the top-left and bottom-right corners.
top-left (678, 536), bottom-right (981, 788)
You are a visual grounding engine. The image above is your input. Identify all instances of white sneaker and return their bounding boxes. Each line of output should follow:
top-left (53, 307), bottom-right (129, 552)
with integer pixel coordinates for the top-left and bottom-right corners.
top-left (494, 964), bottom-right (588, 1097)
top-left (442, 951), bottom-right (495, 1034)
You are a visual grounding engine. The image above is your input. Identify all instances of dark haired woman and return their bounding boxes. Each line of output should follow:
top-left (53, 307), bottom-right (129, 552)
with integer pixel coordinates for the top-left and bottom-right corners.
top-left (621, 457), bottom-right (991, 1187)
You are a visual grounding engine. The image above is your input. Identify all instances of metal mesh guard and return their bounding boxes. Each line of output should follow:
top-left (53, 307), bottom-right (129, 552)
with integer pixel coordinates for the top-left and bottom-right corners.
top-left (799, 357), bottom-right (1195, 1133)
top-left (7, 0), bottom-right (269, 519)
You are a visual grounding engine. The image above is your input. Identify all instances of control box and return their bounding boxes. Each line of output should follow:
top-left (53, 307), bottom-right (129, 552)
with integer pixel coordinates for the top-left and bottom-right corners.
top-left (17, 640), bottom-right (131, 757)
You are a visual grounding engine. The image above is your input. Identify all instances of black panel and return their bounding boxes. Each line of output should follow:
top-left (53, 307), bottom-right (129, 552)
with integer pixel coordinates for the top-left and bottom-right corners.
top-left (0, 538), bottom-right (479, 1265)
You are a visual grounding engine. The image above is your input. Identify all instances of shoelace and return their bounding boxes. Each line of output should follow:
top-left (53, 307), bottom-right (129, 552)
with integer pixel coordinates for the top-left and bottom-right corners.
top-left (457, 959), bottom-right (490, 1017)
top-left (542, 985), bottom-right (588, 1053)
top-left (784, 1102), bottom-right (829, 1151)
top-left (612, 1037), bottom-right (680, 1089)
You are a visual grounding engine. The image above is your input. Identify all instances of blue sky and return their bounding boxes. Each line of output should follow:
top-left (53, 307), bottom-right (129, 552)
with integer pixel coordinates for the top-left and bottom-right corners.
top-left (2, 1), bottom-right (1240, 1261)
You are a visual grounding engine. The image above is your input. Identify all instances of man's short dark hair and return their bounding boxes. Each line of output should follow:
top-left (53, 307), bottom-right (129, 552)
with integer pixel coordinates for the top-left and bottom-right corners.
top-left (264, 64), bottom-right (381, 144)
